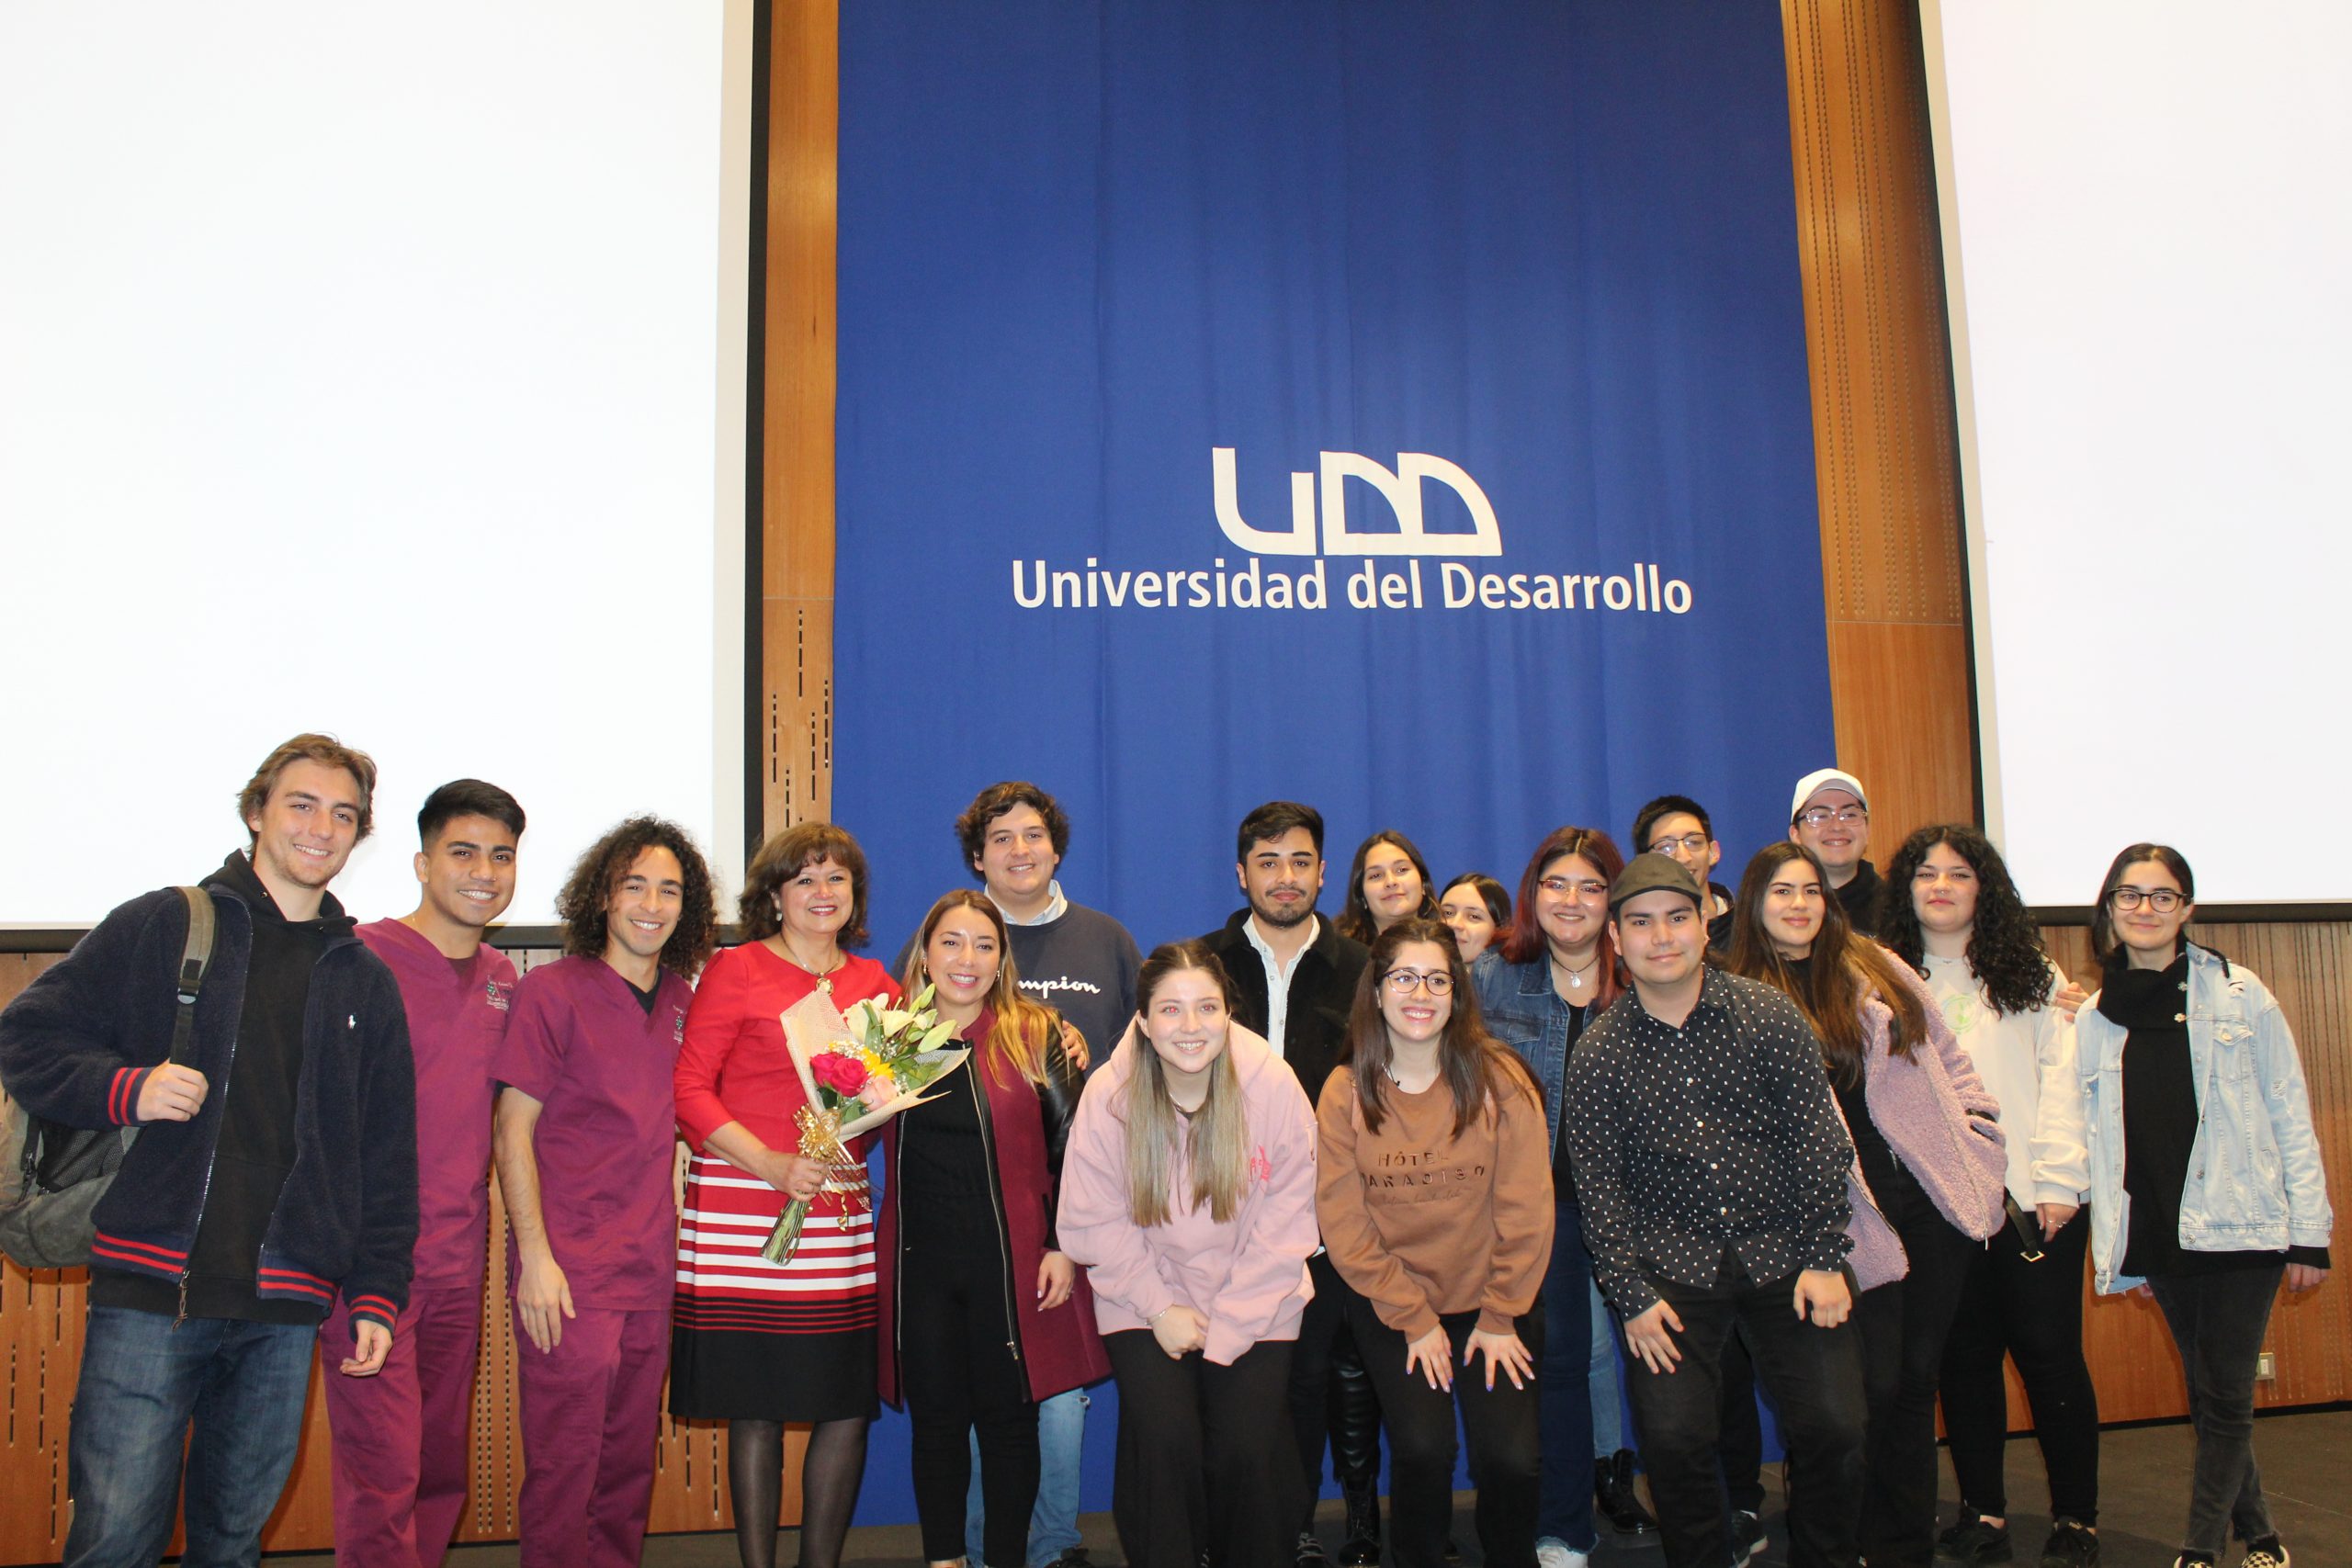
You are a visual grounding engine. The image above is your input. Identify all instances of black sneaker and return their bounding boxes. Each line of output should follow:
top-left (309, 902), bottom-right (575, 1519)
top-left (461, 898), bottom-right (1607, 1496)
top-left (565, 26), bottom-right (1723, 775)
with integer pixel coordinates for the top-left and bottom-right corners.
top-left (1296, 1533), bottom-right (1330, 1568)
top-left (2038, 1519), bottom-right (2098, 1567)
top-left (1730, 1510), bottom-right (1767, 1568)
top-left (1936, 1515), bottom-right (2014, 1564)
top-left (1594, 1450), bottom-right (1658, 1536)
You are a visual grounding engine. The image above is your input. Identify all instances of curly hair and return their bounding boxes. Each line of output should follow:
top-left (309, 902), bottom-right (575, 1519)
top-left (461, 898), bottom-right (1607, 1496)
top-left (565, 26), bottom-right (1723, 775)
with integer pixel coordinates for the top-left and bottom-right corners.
top-left (1880, 825), bottom-right (2054, 1017)
top-left (554, 817), bottom-right (718, 978)
top-left (737, 822), bottom-right (871, 947)
top-left (955, 782), bottom-right (1072, 877)
top-left (1336, 829), bottom-right (1441, 944)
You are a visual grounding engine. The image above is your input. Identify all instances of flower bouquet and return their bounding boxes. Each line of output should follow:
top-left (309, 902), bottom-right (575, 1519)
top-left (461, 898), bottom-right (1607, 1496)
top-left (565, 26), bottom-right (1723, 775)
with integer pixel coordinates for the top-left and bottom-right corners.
top-left (762, 982), bottom-right (969, 1264)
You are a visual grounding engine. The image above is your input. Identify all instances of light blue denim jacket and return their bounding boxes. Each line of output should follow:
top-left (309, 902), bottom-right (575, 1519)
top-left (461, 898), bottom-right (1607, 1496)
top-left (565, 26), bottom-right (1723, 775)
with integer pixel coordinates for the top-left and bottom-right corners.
top-left (1472, 952), bottom-right (1580, 1194)
top-left (2075, 943), bottom-right (2334, 1293)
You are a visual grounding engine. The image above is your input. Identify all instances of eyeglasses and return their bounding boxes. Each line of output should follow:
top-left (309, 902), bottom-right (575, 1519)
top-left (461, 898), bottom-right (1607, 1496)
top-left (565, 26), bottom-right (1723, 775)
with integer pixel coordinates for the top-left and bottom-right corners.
top-left (1648, 833), bottom-right (1711, 857)
top-left (1537, 876), bottom-right (1610, 899)
top-left (1382, 968), bottom-right (1453, 996)
top-left (1795, 806), bottom-right (1868, 828)
top-left (2109, 887), bottom-right (2184, 913)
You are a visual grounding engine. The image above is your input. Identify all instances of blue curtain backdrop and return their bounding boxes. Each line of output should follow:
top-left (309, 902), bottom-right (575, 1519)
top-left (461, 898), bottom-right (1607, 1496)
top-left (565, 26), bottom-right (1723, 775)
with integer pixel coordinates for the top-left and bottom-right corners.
top-left (833, 0), bottom-right (1826, 1524)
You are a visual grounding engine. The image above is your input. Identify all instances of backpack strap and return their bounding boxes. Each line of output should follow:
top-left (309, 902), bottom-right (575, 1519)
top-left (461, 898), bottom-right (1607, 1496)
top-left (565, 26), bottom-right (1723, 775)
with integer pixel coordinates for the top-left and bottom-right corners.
top-left (167, 886), bottom-right (216, 1067)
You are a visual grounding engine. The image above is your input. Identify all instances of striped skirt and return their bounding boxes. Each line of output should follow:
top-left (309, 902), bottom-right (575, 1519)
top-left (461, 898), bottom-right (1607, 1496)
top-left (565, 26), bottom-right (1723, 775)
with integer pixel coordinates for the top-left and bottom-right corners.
top-left (669, 1150), bottom-right (877, 1421)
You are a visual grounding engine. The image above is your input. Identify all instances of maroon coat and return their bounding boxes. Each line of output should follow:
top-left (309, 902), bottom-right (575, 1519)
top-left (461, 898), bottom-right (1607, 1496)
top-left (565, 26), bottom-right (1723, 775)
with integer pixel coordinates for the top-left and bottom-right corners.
top-left (877, 1011), bottom-right (1111, 1404)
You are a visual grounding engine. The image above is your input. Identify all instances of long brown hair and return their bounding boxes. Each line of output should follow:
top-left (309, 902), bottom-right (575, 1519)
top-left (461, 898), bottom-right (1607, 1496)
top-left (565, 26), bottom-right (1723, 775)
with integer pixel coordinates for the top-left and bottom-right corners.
top-left (1724, 841), bottom-right (1928, 1081)
top-left (1121, 942), bottom-right (1250, 1226)
top-left (1336, 830), bottom-right (1441, 943)
top-left (899, 889), bottom-right (1056, 1086)
top-left (1498, 826), bottom-right (1627, 1010)
top-left (1345, 919), bottom-right (1538, 1137)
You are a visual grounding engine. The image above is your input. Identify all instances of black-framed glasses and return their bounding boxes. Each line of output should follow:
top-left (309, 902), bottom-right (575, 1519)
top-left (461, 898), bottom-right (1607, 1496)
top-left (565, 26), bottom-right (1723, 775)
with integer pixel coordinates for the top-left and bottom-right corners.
top-left (1795, 806), bottom-right (1868, 828)
top-left (1537, 876), bottom-right (1610, 899)
top-left (1382, 968), bottom-right (1453, 996)
top-left (2109, 886), bottom-right (2184, 913)
top-left (1648, 833), bottom-right (1711, 857)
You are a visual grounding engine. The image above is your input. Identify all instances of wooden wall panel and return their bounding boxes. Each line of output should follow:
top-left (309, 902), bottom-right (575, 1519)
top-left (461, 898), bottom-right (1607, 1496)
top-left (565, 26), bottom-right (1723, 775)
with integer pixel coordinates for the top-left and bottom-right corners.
top-left (1781, 0), bottom-right (1976, 845)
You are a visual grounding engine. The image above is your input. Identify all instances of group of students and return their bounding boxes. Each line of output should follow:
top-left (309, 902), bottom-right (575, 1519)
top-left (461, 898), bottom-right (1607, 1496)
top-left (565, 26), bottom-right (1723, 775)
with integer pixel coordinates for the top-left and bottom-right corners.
top-left (0, 740), bottom-right (2332, 1568)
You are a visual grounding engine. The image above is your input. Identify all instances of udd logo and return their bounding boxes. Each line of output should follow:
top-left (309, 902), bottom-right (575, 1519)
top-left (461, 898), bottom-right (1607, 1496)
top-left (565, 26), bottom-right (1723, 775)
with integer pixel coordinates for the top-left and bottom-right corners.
top-left (1213, 447), bottom-right (1501, 558)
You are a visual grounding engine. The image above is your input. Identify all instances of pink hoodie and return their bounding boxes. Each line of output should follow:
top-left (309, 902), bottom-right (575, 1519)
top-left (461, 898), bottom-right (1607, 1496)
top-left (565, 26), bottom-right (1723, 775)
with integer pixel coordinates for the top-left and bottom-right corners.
top-left (1057, 1021), bottom-right (1318, 1366)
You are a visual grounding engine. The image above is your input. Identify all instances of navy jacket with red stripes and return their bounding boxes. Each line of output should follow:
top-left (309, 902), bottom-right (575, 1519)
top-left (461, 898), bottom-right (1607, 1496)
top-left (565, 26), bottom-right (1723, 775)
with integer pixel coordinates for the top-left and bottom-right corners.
top-left (0, 865), bottom-right (418, 1332)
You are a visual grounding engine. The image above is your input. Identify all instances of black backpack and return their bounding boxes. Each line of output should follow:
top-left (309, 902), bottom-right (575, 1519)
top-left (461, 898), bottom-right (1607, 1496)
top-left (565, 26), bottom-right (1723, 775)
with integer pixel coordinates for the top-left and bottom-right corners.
top-left (0, 886), bottom-right (214, 1269)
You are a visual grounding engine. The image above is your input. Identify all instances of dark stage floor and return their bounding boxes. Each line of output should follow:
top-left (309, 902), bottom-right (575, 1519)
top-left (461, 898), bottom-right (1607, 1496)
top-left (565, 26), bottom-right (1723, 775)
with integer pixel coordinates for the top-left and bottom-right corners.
top-left (282, 1408), bottom-right (2351, 1568)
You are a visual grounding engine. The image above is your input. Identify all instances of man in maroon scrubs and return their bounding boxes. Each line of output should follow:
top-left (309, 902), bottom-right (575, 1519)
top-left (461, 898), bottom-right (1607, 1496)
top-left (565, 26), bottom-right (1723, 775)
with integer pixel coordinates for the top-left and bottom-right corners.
top-left (323, 780), bottom-right (526, 1568)
top-left (492, 818), bottom-right (718, 1568)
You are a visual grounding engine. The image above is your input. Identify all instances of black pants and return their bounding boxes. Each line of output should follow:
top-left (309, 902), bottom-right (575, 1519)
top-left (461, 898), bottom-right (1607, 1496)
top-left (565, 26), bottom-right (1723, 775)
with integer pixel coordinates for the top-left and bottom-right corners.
top-left (1938, 1206), bottom-right (2099, 1523)
top-left (1853, 1202), bottom-right (1980, 1567)
top-left (1105, 1331), bottom-right (1301, 1568)
top-left (900, 1242), bottom-right (1038, 1566)
top-left (2148, 1264), bottom-right (2282, 1559)
top-left (1621, 1261), bottom-right (1864, 1568)
top-left (1290, 1252), bottom-right (1383, 1524)
top-left (1713, 1329), bottom-right (1768, 1517)
top-left (1351, 1301), bottom-right (1543, 1568)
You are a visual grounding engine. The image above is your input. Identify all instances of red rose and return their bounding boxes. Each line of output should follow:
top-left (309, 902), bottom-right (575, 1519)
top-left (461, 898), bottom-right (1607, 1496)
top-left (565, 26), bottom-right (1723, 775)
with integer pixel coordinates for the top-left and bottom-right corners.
top-left (811, 1052), bottom-right (870, 1098)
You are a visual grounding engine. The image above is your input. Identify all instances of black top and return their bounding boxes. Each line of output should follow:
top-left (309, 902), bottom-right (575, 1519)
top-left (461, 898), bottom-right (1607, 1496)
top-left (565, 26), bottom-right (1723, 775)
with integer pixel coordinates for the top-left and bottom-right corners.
top-left (899, 1056), bottom-right (998, 1250)
top-left (1565, 968), bottom-right (1854, 1316)
top-left (1835, 861), bottom-right (1883, 938)
top-left (2104, 949), bottom-right (2329, 1276)
top-left (1199, 909), bottom-right (1370, 1111)
top-left (1553, 1002), bottom-right (1589, 1195)
top-left (97, 852), bottom-right (351, 1323)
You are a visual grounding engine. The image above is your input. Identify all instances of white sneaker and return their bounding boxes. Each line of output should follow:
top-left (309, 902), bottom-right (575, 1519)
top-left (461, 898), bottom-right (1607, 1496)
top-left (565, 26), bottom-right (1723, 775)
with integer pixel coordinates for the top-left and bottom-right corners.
top-left (1534, 1540), bottom-right (1589, 1568)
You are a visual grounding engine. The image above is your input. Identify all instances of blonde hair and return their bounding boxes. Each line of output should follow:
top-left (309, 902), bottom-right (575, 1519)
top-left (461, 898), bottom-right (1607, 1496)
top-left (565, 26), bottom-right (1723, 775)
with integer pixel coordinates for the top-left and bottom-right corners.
top-left (1122, 942), bottom-right (1250, 1226)
top-left (900, 890), bottom-right (1056, 1086)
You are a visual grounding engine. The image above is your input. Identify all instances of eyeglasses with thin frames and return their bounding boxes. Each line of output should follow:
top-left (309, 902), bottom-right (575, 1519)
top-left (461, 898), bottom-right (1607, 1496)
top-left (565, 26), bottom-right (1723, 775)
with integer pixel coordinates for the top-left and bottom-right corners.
top-left (1382, 968), bottom-right (1453, 996)
top-left (1795, 806), bottom-right (1868, 828)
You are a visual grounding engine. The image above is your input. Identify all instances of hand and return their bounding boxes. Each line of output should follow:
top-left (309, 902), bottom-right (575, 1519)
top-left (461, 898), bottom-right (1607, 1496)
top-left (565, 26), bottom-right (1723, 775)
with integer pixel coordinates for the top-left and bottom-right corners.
top-left (1150, 1304), bottom-right (1207, 1359)
top-left (2039, 1201), bottom-right (2079, 1240)
top-left (1623, 1299), bottom-right (1684, 1373)
top-left (1464, 1327), bottom-right (1532, 1391)
top-left (1059, 1020), bottom-right (1091, 1073)
top-left (1404, 1325), bottom-right (1454, 1391)
top-left (514, 1250), bottom-right (576, 1353)
top-left (754, 1147), bottom-right (826, 1201)
top-left (1036, 1250), bottom-right (1076, 1310)
top-left (1793, 1269), bottom-right (1851, 1328)
top-left (2286, 1263), bottom-right (2329, 1292)
top-left (136, 1064), bottom-right (209, 1122)
top-left (339, 1319), bottom-right (391, 1377)
top-left (2052, 979), bottom-right (2088, 1021)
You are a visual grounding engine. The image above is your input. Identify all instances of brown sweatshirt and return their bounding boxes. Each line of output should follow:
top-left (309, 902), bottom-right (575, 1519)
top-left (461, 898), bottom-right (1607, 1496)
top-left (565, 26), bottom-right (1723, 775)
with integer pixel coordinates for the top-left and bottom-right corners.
top-left (1315, 1063), bottom-right (1555, 1338)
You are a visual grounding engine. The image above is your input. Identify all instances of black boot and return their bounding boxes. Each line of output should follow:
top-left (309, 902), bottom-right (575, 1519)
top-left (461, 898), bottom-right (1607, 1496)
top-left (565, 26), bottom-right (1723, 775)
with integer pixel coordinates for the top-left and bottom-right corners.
top-left (1594, 1450), bottom-right (1657, 1536)
top-left (1338, 1486), bottom-right (1381, 1568)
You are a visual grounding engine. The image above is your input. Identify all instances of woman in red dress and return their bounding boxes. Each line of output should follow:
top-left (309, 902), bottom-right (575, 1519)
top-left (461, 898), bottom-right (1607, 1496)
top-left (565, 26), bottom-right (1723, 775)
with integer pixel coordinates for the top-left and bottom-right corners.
top-left (671, 823), bottom-right (899, 1568)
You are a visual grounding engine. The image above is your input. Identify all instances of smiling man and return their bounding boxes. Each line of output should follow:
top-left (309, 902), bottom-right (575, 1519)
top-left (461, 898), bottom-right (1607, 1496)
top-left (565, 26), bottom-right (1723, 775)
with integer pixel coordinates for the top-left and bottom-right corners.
top-left (0, 733), bottom-right (417, 1568)
top-left (326, 780), bottom-right (526, 1568)
top-left (1199, 801), bottom-right (1377, 1568)
top-left (492, 818), bottom-right (717, 1568)
top-left (1564, 854), bottom-right (1864, 1568)
top-left (1788, 768), bottom-right (1882, 935)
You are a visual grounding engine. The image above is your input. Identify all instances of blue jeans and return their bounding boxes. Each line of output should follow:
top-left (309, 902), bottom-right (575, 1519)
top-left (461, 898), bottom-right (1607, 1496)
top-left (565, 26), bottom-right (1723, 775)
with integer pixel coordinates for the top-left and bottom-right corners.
top-left (65, 1306), bottom-right (319, 1568)
top-left (1586, 1279), bottom-right (1622, 1455)
top-left (1537, 1202), bottom-right (1599, 1553)
top-left (967, 1385), bottom-right (1091, 1566)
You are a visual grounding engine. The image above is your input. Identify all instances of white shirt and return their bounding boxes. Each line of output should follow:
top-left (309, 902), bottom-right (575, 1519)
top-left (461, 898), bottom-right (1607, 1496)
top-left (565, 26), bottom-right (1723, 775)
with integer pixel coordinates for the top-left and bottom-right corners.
top-left (1242, 912), bottom-right (1319, 1057)
top-left (990, 880), bottom-right (1069, 928)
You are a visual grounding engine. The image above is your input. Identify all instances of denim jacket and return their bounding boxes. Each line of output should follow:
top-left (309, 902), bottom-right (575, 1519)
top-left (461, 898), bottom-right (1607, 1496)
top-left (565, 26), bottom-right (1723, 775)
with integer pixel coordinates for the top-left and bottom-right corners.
top-left (1473, 953), bottom-right (1579, 1198)
top-left (2076, 943), bottom-right (2334, 1293)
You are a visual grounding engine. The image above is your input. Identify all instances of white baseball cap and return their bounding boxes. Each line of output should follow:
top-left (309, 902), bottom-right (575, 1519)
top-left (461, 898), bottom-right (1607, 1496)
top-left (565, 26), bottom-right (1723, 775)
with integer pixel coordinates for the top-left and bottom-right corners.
top-left (1790, 768), bottom-right (1869, 824)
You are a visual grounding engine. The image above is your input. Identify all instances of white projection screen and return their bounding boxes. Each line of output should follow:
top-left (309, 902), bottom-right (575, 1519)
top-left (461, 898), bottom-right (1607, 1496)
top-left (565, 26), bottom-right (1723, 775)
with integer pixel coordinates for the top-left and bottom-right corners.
top-left (1922, 1), bottom-right (2350, 909)
top-left (1, 2), bottom-right (754, 932)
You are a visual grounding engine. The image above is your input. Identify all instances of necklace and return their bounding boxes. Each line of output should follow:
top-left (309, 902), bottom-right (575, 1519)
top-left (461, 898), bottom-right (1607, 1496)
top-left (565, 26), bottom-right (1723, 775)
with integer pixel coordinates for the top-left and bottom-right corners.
top-left (774, 940), bottom-right (845, 995)
top-left (1550, 951), bottom-right (1600, 992)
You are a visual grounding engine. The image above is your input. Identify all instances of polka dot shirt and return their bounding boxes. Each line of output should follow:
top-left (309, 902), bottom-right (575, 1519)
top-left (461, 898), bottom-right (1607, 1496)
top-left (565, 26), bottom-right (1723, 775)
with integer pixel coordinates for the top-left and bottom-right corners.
top-left (1565, 967), bottom-right (1855, 1316)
